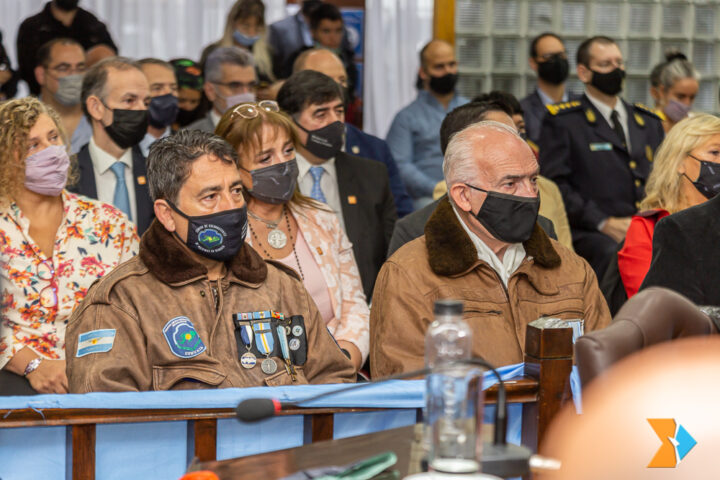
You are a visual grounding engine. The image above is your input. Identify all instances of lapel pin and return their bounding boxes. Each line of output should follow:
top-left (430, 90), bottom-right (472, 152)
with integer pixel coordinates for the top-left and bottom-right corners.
top-left (351, 145), bottom-right (360, 154)
top-left (347, 195), bottom-right (357, 205)
top-left (137, 176), bottom-right (147, 185)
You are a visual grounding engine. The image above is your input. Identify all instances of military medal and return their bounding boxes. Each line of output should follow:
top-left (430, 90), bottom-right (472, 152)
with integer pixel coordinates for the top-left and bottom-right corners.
top-left (277, 325), bottom-right (297, 381)
top-left (253, 320), bottom-right (278, 375)
top-left (239, 323), bottom-right (256, 369)
top-left (289, 338), bottom-right (301, 351)
top-left (292, 325), bottom-right (303, 337)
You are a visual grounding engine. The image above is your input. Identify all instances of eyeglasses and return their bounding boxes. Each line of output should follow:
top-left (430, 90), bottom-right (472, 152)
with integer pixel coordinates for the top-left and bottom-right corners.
top-left (47, 64), bottom-right (87, 75)
top-left (230, 100), bottom-right (280, 120)
top-left (35, 260), bottom-right (58, 309)
top-left (212, 80), bottom-right (258, 93)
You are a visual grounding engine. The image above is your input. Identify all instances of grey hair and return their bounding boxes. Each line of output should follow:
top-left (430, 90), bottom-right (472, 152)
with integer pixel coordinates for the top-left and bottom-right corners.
top-left (205, 46), bottom-right (255, 83)
top-left (659, 57), bottom-right (700, 90)
top-left (147, 129), bottom-right (239, 203)
top-left (443, 120), bottom-right (522, 187)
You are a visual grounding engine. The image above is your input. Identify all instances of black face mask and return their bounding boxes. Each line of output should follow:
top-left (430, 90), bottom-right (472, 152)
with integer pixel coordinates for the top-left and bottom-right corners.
top-left (242, 159), bottom-right (299, 205)
top-left (465, 184), bottom-right (540, 243)
top-left (686, 154), bottom-right (720, 200)
top-left (148, 94), bottom-right (179, 128)
top-left (176, 106), bottom-right (204, 127)
top-left (537, 55), bottom-right (569, 85)
top-left (589, 67), bottom-right (625, 96)
top-left (169, 202), bottom-right (248, 262)
top-left (103, 104), bottom-right (149, 149)
top-left (54, 0), bottom-right (79, 11)
top-left (295, 120), bottom-right (345, 160)
top-left (428, 73), bottom-right (459, 95)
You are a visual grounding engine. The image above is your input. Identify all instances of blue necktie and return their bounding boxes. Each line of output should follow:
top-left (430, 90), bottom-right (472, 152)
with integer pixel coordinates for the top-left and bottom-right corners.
top-left (110, 161), bottom-right (132, 221)
top-left (309, 166), bottom-right (327, 203)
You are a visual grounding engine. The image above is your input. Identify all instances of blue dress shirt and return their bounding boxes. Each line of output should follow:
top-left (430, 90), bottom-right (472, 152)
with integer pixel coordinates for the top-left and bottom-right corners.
top-left (386, 90), bottom-right (469, 207)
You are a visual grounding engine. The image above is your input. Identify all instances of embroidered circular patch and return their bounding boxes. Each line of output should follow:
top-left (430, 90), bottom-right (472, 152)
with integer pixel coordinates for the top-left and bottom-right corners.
top-left (162, 316), bottom-right (206, 358)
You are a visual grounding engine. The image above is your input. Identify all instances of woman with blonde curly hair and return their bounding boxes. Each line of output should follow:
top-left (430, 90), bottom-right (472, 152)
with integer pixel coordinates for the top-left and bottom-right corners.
top-left (616, 114), bottom-right (720, 298)
top-left (0, 98), bottom-right (138, 395)
top-left (216, 101), bottom-right (369, 372)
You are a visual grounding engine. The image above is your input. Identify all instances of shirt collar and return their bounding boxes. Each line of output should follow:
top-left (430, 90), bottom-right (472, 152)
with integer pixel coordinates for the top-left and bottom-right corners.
top-left (585, 89), bottom-right (627, 125)
top-left (210, 109), bottom-right (222, 127)
top-left (451, 203), bottom-right (526, 286)
top-left (536, 87), bottom-right (568, 106)
top-left (296, 151), bottom-right (336, 180)
top-left (418, 89), bottom-right (462, 112)
top-left (88, 137), bottom-right (133, 174)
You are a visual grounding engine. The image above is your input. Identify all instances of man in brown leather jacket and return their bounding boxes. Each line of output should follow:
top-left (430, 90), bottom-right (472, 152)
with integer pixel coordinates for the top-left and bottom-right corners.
top-left (66, 129), bottom-right (355, 391)
top-left (370, 121), bottom-right (611, 377)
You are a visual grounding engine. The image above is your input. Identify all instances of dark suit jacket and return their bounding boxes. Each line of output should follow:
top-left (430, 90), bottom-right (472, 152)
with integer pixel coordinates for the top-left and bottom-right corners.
top-left (336, 151), bottom-right (397, 299)
top-left (345, 123), bottom-right (413, 217)
top-left (70, 143), bottom-right (154, 235)
top-left (520, 88), bottom-right (581, 145)
top-left (268, 13), bottom-right (311, 80)
top-left (539, 94), bottom-right (665, 239)
top-left (387, 196), bottom-right (557, 257)
top-left (640, 194), bottom-right (720, 306)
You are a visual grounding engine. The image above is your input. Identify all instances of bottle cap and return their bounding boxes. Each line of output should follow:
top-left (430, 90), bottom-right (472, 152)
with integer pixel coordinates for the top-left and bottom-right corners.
top-left (433, 299), bottom-right (464, 316)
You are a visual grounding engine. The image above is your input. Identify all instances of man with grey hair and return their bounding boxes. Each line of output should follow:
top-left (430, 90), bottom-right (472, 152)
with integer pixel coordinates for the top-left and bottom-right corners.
top-left (186, 46), bottom-right (257, 133)
top-left (70, 56), bottom-right (154, 234)
top-left (66, 129), bottom-right (356, 392)
top-left (370, 121), bottom-right (610, 376)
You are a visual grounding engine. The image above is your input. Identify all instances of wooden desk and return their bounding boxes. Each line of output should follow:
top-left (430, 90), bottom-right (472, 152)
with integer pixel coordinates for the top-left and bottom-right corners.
top-left (194, 424), bottom-right (424, 479)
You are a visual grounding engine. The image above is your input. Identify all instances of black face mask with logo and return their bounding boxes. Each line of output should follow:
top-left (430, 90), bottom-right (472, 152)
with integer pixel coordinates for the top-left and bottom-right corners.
top-left (428, 73), bottom-right (459, 95)
top-left (686, 154), bottom-right (720, 200)
top-left (295, 120), bottom-right (345, 160)
top-left (537, 55), bottom-right (569, 85)
top-left (465, 184), bottom-right (540, 243)
top-left (169, 202), bottom-right (248, 261)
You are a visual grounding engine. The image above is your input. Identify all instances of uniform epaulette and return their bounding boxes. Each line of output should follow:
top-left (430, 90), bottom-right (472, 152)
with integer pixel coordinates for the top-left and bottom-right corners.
top-left (633, 103), bottom-right (662, 120)
top-left (546, 100), bottom-right (581, 116)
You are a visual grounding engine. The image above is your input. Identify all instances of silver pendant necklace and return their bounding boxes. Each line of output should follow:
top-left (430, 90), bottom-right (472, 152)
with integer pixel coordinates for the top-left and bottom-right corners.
top-left (248, 208), bottom-right (287, 249)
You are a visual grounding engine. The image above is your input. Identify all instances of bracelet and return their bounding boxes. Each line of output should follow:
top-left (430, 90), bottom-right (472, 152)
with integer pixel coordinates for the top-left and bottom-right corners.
top-left (23, 357), bottom-right (43, 376)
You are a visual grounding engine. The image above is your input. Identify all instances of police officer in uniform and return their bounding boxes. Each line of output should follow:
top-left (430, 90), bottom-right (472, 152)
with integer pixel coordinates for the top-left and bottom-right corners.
top-left (520, 32), bottom-right (581, 145)
top-left (539, 36), bottom-right (664, 278)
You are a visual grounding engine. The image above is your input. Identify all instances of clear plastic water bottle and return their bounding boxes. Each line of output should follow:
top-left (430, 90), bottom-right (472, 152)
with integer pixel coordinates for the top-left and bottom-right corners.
top-left (424, 299), bottom-right (482, 474)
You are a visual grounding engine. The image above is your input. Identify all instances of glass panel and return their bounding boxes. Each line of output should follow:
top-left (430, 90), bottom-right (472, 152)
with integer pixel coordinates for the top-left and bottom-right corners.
top-left (624, 77), bottom-right (651, 105)
top-left (456, 0), bottom-right (487, 33)
top-left (626, 40), bottom-right (653, 72)
top-left (695, 80), bottom-right (716, 113)
top-left (595, 3), bottom-right (621, 34)
top-left (491, 75), bottom-right (521, 97)
top-left (457, 74), bottom-right (484, 99)
top-left (566, 78), bottom-right (584, 96)
top-left (629, 4), bottom-right (653, 35)
top-left (493, 38), bottom-right (519, 69)
top-left (457, 37), bottom-right (487, 69)
top-left (693, 42), bottom-right (715, 76)
top-left (528, 2), bottom-right (553, 32)
top-left (562, 3), bottom-right (586, 33)
top-left (662, 5), bottom-right (685, 34)
top-left (565, 38), bottom-right (583, 71)
top-left (695, 5), bottom-right (715, 36)
top-left (493, 0), bottom-right (519, 31)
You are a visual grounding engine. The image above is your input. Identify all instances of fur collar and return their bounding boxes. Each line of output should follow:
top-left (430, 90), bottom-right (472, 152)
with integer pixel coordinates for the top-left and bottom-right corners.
top-left (139, 220), bottom-right (268, 285)
top-left (424, 197), bottom-right (561, 276)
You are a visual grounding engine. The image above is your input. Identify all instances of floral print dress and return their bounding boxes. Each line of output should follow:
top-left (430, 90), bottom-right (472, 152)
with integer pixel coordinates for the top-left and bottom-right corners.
top-left (0, 191), bottom-right (139, 368)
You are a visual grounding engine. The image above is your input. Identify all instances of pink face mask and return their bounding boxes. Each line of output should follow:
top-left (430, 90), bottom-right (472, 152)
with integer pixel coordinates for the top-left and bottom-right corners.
top-left (24, 144), bottom-right (70, 196)
top-left (664, 100), bottom-right (692, 123)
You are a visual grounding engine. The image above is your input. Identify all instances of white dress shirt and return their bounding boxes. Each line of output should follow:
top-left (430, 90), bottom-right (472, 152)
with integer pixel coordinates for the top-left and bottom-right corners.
top-left (88, 137), bottom-right (137, 222)
top-left (296, 152), bottom-right (346, 231)
top-left (210, 109), bottom-right (221, 128)
top-left (452, 204), bottom-right (526, 287)
top-left (585, 89), bottom-right (631, 152)
top-left (139, 127), bottom-right (171, 158)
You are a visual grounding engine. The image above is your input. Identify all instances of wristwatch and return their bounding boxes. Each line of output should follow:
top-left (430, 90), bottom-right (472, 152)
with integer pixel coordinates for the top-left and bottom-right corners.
top-left (23, 358), bottom-right (43, 376)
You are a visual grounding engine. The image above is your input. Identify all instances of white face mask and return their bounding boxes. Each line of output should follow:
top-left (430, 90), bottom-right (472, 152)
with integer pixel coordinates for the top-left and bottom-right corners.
top-left (218, 91), bottom-right (256, 114)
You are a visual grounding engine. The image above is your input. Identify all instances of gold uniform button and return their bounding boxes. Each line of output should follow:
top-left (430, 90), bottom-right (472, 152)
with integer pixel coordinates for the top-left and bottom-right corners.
top-left (635, 201), bottom-right (642, 209)
top-left (635, 179), bottom-right (642, 187)
top-left (629, 161), bottom-right (637, 169)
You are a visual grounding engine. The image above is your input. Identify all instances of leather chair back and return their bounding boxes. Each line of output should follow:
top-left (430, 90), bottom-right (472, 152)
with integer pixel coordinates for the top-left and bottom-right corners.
top-left (576, 287), bottom-right (716, 387)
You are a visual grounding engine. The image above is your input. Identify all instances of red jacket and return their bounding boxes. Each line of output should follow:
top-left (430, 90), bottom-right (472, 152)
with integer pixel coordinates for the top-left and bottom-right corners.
top-left (617, 209), bottom-right (670, 298)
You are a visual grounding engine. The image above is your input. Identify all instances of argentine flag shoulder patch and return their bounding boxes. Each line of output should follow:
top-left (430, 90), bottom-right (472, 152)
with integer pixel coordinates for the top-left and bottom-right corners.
top-left (76, 329), bottom-right (116, 357)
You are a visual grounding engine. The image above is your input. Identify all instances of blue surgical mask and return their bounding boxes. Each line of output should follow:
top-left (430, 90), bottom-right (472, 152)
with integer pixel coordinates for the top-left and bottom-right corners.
top-left (233, 30), bottom-right (260, 48)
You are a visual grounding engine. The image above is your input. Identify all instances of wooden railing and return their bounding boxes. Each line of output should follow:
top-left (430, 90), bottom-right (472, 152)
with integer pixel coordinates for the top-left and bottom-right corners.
top-left (0, 319), bottom-right (573, 480)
